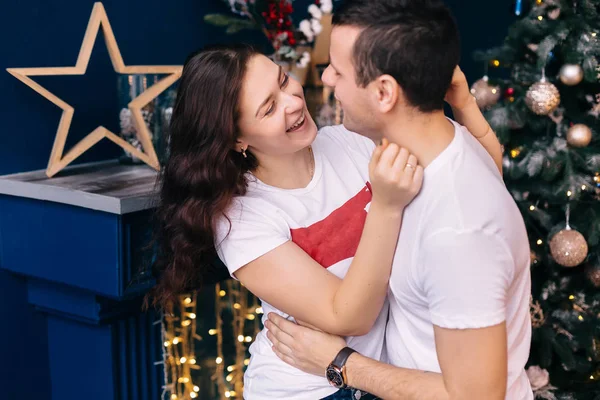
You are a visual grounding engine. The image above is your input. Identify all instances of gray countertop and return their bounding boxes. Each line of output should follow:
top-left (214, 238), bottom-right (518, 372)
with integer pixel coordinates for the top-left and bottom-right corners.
top-left (0, 160), bottom-right (159, 214)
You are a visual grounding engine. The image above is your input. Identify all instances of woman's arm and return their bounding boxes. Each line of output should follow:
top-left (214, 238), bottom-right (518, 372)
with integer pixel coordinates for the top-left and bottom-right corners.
top-left (445, 67), bottom-right (503, 175)
top-left (235, 143), bottom-right (423, 336)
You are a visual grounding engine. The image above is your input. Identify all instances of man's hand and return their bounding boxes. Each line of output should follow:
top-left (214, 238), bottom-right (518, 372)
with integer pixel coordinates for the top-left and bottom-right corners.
top-left (265, 313), bottom-right (346, 376)
top-left (444, 66), bottom-right (474, 111)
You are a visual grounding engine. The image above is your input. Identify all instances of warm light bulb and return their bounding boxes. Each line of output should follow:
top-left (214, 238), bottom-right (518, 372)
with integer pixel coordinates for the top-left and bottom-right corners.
top-left (538, 15), bottom-right (543, 20)
top-left (245, 336), bottom-right (253, 342)
top-left (188, 313), bottom-right (196, 319)
top-left (537, 239), bottom-right (543, 245)
top-left (209, 329), bottom-right (217, 335)
top-left (225, 392), bottom-right (231, 398)
top-left (180, 357), bottom-right (187, 364)
top-left (492, 60), bottom-right (500, 67)
top-left (164, 341), bottom-right (171, 347)
top-left (193, 386), bottom-right (200, 392)
top-left (190, 393), bottom-right (198, 399)
top-left (177, 377), bottom-right (190, 383)
top-left (579, 315), bottom-right (584, 321)
top-left (219, 290), bottom-right (227, 297)
top-left (529, 205), bottom-right (536, 211)
top-left (256, 307), bottom-right (264, 314)
top-left (592, 32), bottom-right (597, 37)
top-left (216, 357), bottom-right (223, 364)
top-left (172, 338), bottom-right (180, 344)
top-left (171, 395), bottom-right (178, 400)
top-left (227, 366), bottom-right (235, 372)
top-left (244, 359), bottom-right (250, 366)
top-left (233, 303), bottom-right (242, 309)
top-left (247, 314), bottom-right (256, 320)
top-left (182, 320), bottom-right (191, 327)
top-left (238, 335), bottom-right (245, 342)
top-left (510, 149), bottom-right (520, 158)
top-left (582, 185), bottom-right (587, 190)
top-left (226, 374), bottom-right (233, 382)
top-left (184, 297), bottom-right (192, 305)
top-left (189, 358), bottom-right (197, 365)
top-left (567, 190), bottom-right (573, 197)
top-left (569, 295), bottom-right (575, 300)
top-left (591, 375), bottom-right (595, 380)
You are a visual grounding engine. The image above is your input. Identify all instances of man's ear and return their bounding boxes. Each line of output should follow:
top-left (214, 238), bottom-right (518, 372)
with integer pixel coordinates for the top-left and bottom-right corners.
top-left (371, 74), bottom-right (402, 113)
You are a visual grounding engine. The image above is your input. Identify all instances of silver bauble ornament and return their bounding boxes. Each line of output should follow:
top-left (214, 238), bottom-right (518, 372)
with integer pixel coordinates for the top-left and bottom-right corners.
top-left (559, 64), bottom-right (584, 86)
top-left (525, 79), bottom-right (561, 115)
top-left (566, 124), bottom-right (593, 147)
top-left (470, 76), bottom-right (501, 109)
top-left (549, 228), bottom-right (588, 267)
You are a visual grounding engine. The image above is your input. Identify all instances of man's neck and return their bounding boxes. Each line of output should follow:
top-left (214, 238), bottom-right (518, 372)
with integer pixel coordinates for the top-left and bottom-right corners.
top-left (382, 110), bottom-right (455, 168)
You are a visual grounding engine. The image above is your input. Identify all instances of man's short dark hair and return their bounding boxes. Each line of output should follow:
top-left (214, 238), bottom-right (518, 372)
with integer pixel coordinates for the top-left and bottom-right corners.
top-left (333, 0), bottom-right (461, 112)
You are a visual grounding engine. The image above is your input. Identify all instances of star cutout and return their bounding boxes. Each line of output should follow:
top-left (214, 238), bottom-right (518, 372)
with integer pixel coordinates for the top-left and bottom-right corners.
top-left (7, 2), bottom-right (182, 177)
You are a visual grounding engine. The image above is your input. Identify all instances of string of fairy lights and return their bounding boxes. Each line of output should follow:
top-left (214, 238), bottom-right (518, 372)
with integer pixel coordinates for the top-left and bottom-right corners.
top-left (159, 282), bottom-right (262, 399)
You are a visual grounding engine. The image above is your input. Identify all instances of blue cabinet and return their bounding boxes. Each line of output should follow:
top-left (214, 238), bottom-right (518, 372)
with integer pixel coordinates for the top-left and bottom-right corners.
top-left (0, 161), bottom-right (163, 400)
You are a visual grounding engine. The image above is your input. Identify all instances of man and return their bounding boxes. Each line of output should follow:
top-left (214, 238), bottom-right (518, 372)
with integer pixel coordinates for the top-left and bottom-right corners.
top-left (265, 0), bottom-right (533, 399)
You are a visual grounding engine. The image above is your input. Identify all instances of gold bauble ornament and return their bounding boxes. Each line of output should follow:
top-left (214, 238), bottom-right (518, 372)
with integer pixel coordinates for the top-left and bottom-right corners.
top-left (559, 64), bottom-right (584, 86)
top-left (585, 264), bottom-right (600, 287)
top-left (470, 75), bottom-right (501, 109)
top-left (548, 8), bottom-right (561, 20)
top-left (567, 124), bottom-right (593, 147)
top-left (549, 228), bottom-right (588, 267)
top-left (525, 79), bottom-right (561, 115)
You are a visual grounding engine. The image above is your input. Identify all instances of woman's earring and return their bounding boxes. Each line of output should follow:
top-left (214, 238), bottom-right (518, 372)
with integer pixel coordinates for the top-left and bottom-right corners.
top-left (242, 147), bottom-right (247, 158)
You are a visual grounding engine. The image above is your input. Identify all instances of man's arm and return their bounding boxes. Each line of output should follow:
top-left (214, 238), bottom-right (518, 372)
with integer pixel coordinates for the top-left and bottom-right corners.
top-left (434, 323), bottom-right (507, 400)
top-left (344, 353), bottom-right (448, 400)
top-left (267, 314), bottom-right (507, 400)
top-left (265, 313), bottom-right (446, 399)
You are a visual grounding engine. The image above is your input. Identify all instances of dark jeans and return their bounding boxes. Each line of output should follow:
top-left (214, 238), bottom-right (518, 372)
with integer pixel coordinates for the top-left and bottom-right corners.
top-left (321, 387), bottom-right (379, 400)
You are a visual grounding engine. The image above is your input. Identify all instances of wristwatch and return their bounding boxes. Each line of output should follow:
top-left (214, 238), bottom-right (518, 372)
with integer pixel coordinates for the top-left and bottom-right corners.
top-left (326, 347), bottom-right (357, 389)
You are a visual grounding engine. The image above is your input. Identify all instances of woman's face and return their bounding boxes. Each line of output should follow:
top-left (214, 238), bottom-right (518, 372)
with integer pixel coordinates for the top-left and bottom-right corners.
top-left (237, 54), bottom-right (318, 158)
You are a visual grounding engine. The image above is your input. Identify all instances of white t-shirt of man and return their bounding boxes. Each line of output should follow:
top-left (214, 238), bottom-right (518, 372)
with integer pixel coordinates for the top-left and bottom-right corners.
top-left (215, 125), bottom-right (387, 400)
top-left (385, 120), bottom-right (533, 400)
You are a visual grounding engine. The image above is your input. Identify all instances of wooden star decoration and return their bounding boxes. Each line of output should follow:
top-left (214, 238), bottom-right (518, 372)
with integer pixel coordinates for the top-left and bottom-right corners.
top-left (7, 2), bottom-right (182, 177)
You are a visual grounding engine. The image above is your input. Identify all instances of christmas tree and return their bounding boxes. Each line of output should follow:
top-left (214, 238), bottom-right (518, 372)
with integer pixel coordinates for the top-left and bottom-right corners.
top-left (472, 0), bottom-right (600, 398)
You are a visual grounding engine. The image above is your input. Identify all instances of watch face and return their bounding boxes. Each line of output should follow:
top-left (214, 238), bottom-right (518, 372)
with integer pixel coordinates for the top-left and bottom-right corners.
top-left (326, 366), bottom-right (344, 388)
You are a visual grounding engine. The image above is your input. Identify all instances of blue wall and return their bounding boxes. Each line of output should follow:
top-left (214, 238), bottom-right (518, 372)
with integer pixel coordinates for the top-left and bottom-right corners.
top-left (0, 1), bottom-right (514, 399)
top-left (0, 0), bottom-right (270, 177)
top-left (446, 0), bottom-right (517, 83)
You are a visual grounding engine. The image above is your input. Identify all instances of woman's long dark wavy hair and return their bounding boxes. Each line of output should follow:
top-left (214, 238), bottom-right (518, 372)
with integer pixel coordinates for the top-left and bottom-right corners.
top-left (147, 44), bottom-right (261, 309)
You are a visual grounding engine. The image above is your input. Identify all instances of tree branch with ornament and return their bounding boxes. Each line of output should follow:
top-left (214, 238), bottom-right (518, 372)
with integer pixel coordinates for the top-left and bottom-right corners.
top-left (204, 0), bottom-right (335, 67)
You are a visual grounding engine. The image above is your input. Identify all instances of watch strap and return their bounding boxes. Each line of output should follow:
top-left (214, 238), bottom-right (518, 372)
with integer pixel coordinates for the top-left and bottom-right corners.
top-left (331, 346), bottom-right (357, 369)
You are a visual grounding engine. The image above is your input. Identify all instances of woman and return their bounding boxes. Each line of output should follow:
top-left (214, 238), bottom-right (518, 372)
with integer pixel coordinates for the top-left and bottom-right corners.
top-left (151, 44), bottom-right (501, 400)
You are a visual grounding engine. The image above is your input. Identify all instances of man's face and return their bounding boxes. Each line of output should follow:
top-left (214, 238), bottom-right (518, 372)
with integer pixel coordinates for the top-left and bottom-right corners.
top-left (322, 26), bottom-right (381, 140)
